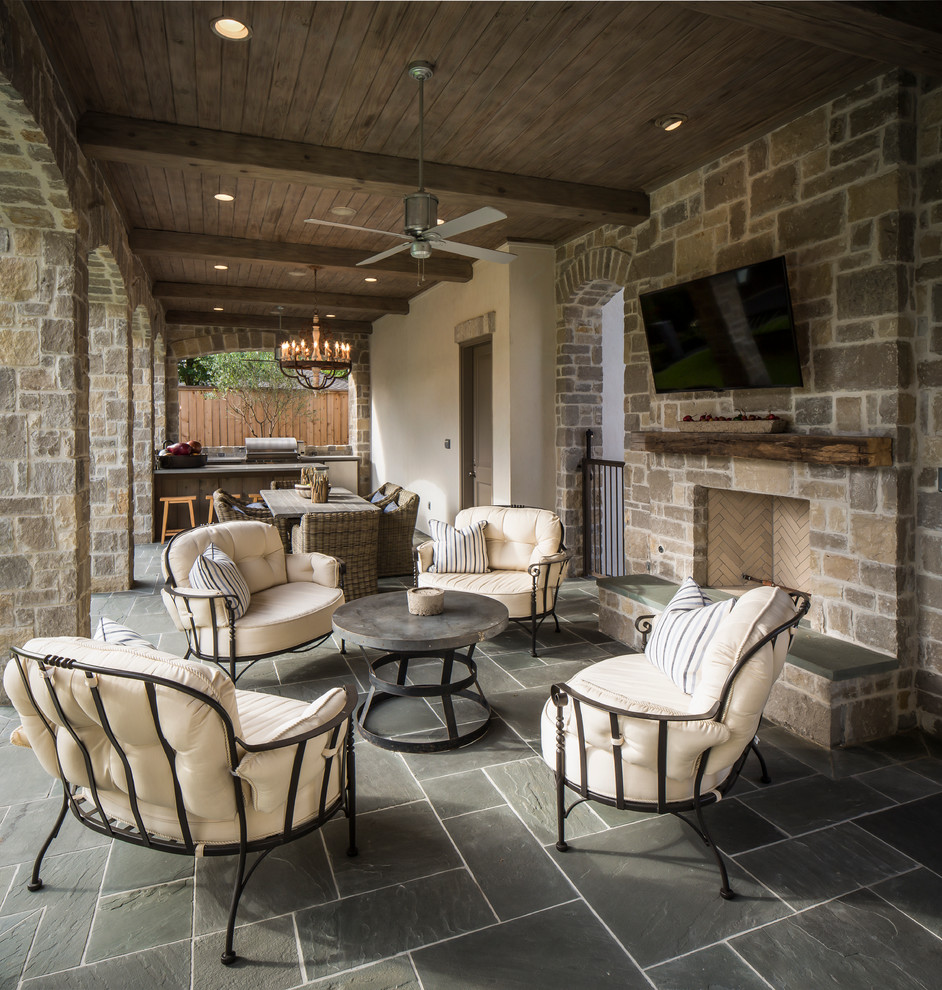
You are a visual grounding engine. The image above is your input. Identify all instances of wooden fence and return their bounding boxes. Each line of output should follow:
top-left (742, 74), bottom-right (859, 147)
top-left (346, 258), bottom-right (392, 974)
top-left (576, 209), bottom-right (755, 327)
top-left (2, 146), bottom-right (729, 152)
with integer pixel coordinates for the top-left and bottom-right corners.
top-left (177, 386), bottom-right (348, 447)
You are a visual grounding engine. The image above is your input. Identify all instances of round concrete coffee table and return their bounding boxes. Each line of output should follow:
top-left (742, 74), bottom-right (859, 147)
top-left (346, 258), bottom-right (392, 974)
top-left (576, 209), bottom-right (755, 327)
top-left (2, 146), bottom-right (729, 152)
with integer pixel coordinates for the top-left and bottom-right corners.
top-left (332, 590), bottom-right (509, 753)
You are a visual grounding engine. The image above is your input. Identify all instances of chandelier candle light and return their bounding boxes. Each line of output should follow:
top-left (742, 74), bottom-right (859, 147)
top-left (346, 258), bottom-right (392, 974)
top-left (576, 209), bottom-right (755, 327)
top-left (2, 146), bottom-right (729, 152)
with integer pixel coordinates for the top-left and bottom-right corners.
top-left (275, 272), bottom-right (352, 391)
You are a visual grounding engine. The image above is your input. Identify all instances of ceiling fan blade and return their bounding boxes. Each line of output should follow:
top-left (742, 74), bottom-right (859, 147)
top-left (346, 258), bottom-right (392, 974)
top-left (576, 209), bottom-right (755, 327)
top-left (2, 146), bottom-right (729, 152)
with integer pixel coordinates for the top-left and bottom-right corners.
top-left (433, 239), bottom-right (516, 264)
top-left (304, 217), bottom-right (411, 240)
top-left (433, 207), bottom-right (507, 241)
top-left (356, 241), bottom-right (413, 266)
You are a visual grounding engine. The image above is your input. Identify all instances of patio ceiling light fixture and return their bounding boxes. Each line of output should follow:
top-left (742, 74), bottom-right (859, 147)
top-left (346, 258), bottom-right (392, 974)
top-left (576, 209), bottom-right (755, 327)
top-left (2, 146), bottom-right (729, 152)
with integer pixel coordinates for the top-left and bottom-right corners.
top-left (274, 273), bottom-right (352, 391)
top-left (654, 113), bottom-right (688, 131)
top-left (211, 17), bottom-right (252, 40)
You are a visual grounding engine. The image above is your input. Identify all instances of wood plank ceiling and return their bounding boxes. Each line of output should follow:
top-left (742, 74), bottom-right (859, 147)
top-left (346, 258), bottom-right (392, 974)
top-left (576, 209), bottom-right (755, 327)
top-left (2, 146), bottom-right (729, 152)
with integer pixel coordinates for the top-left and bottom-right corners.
top-left (25, 1), bottom-right (942, 334)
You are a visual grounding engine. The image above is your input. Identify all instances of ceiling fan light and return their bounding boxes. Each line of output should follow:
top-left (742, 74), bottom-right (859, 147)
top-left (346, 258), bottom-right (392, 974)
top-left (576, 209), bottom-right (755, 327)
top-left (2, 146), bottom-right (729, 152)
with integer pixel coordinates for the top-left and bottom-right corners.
top-left (211, 17), bottom-right (251, 40)
top-left (410, 241), bottom-right (432, 260)
top-left (654, 113), bottom-right (687, 132)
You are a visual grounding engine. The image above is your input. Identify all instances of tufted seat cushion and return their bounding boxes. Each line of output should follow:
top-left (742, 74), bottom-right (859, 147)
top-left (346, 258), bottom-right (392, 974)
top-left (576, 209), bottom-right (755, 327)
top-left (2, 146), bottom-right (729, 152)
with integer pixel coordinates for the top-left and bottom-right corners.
top-left (418, 568), bottom-right (536, 618)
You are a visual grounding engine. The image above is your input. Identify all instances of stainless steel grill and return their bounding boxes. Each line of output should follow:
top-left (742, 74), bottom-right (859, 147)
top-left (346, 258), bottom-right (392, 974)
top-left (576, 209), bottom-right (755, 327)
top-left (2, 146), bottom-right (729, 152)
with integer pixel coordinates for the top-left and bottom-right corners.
top-left (243, 437), bottom-right (299, 464)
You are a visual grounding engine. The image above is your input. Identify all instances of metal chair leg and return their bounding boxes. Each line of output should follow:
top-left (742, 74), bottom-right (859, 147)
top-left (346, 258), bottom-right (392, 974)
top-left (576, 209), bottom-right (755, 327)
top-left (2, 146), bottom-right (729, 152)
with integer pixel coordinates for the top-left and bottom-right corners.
top-left (28, 787), bottom-right (69, 891)
top-left (221, 847), bottom-right (247, 965)
top-left (750, 737), bottom-right (772, 784)
top-left (346, 721), bottom-right (358, 857)
top-left (684, 802), bottom-right (734, 900)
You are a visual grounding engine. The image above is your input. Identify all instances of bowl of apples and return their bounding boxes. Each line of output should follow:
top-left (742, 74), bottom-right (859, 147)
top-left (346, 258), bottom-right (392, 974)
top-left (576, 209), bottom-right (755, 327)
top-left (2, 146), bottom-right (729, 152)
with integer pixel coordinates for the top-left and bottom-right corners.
top-left (157, 441), bottom-right (208, 469)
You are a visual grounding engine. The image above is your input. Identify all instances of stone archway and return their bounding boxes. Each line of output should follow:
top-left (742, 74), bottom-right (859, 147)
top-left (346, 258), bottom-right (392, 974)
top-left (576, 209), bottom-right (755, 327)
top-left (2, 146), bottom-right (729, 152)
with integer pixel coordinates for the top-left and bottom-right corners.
top-left (87, 246), bottom-right (132, 591)
top-left (0, 77), bottom-right (86, 656)
top-left (555, 246), bottom-right (631, 575)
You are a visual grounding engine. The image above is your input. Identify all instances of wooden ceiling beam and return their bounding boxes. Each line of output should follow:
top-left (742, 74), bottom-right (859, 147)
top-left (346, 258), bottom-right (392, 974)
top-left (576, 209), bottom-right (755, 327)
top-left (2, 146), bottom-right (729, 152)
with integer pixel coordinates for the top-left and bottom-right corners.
top-left (164, 311), bottom-right (373, 333)
top-left (153, 281), bottom-right (409, 315)
top-left (79, 113), bottom-right (650, 226)
top-left (129, 229), bottom-right (472, 282)
top-left (682, 2), bottom-right (942, 76)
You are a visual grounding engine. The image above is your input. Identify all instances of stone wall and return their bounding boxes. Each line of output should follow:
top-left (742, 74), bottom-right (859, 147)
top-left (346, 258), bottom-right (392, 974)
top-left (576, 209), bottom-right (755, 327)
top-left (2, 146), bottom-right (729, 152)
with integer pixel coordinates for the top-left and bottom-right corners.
top-left (557, 70), bottom-right (942, 741)
top-left (0, 0), bottom-right (164, 672)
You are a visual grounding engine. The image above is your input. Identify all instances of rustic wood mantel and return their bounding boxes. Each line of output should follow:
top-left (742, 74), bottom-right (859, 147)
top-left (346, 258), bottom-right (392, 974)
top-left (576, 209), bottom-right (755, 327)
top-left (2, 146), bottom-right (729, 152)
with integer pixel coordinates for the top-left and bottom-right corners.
top-left (630, 431), bottom-right (893, 467)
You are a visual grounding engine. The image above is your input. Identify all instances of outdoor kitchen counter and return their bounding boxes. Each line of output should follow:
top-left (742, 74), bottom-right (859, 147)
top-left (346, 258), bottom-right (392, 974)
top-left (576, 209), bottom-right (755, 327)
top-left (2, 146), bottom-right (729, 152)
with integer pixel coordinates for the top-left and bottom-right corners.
top-left (153, 456), bottom-right (361, 539)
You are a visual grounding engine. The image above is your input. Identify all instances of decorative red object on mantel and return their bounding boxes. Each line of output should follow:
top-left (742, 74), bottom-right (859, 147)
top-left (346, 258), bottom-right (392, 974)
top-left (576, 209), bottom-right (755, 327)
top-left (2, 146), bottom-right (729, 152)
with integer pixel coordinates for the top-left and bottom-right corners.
top-left (678, 412), bottom-right (786, 433)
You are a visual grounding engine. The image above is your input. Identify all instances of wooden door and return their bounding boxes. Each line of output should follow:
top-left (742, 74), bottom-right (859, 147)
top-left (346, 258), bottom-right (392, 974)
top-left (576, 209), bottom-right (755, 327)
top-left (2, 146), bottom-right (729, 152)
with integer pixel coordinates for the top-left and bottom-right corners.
top-left (461, 340), bottom-right (493, 508)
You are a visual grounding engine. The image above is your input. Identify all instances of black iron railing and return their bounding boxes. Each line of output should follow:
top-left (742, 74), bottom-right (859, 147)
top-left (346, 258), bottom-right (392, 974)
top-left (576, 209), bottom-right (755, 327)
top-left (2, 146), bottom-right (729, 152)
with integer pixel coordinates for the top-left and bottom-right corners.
top-left (581, 429), bottom-right (625, 577)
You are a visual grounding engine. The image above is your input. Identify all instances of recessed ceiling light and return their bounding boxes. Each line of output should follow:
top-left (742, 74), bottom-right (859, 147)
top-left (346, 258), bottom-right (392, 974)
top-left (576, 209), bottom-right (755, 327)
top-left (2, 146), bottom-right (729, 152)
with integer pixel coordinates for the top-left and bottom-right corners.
top-left (211, 17), bottom-right (252, 40)
top-left (213, 306), bottom-right (224, 312)
top-left (287, 270), bottom-right (306, 277)
top-left (214, 192), bottom-right (235, 202)
top-left (364, 277), bottom-right (378, 282)
top-left (330, 206), bottom-right (356, 217)
top-left (213, 264), bottom-right (228, 270)
top-left (325, 313), bottom-right (336, 318)
top-left (654, 113), bottom-right (687, 132)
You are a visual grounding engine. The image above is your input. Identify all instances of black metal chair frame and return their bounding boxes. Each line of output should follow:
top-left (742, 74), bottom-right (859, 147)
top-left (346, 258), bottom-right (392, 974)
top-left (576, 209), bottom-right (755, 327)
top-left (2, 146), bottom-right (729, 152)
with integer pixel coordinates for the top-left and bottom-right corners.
top-left (7, 646), bottom-right (358, 965)
top-left (163, 527), bottom-right (346, 682)
top-left (550, 592), bottom-right (810, 898)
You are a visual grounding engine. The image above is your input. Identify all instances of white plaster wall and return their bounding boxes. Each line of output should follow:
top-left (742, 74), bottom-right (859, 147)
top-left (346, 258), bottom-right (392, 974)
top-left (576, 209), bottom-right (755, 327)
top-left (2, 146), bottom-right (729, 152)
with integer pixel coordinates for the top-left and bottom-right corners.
top-left (507, 243), bottom-right (557, 508)
top-left (371, 243), bottom-right (556, 532)
top-left (601, 290), bottom-right (626, 461)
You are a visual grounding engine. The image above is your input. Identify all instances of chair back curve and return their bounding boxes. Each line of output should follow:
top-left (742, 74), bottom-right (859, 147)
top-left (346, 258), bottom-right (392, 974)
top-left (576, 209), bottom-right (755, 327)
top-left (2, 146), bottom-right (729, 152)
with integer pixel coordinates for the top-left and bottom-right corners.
top-left (455, 505), bottom-right (563, 571)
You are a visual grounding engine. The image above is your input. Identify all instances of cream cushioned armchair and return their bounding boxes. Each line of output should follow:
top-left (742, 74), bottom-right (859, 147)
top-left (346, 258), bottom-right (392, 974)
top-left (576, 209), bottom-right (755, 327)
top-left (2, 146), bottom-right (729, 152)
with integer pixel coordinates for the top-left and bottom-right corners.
top-left (3, 635), bottom-right (357, 965)
top-left (415, 506), bottom-right (571, 656)
top-left (162, 519), bottom-right (344, 681)
top-left (541, 585), bottom-right (809, 898)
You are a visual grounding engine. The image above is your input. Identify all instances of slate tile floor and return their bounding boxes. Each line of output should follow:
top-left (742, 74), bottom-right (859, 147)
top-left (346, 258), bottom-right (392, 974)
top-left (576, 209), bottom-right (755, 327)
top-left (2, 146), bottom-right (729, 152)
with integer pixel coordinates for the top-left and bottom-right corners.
top-left (2, 544), bottom-right (942, 988)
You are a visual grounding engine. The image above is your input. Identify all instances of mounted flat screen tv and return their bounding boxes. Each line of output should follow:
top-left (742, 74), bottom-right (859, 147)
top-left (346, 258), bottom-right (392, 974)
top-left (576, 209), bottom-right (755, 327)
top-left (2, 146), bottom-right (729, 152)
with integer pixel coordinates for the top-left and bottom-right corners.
top-left (638, 256), bottom-right (803, 393)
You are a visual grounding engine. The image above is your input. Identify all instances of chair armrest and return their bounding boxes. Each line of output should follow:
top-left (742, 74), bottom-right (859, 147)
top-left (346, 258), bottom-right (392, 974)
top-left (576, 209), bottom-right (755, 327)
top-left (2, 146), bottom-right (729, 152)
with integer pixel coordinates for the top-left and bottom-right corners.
top-left (286, 551), bottom-right (343, 588)
top-left (234, 686), bottom-right (356, 814)
top-left (635, 614), bottom-right (656, 647)
top-left (527, 548), bottom-right (572, 586)
top-left (161, 584), bottom-right (235, 632)
top-left (414, 541), bottom-right (434, 575)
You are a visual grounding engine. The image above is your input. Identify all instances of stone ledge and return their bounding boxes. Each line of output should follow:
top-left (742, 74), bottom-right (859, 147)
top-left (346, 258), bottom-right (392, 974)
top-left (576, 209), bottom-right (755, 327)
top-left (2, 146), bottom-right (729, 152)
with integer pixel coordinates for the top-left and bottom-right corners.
top-left (596, 575), bottom-right (898, 682)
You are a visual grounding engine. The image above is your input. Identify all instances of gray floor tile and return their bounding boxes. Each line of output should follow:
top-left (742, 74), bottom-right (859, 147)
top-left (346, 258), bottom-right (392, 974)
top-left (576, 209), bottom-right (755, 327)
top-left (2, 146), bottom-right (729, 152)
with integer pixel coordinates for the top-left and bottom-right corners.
top-left (484, 757), bottom-right (608, 845)
top-left (445, 805), bottom-right (576, 920)
top-left (401, 716), bottom-right (534, 782)
top-left (698, 797), bottom-right (787, 856)
top-left (193, 913), bottom-right (301, 987)
top-left (194, 830), bottom-right (337, 935)
top-left (738, 774), bottom-right (892, 835)
top-left (734, 821), bottom-right (916, 909)
top-left (17, 940), bottom-right (191, 990)
top-left (487, 686), bottom-right (552, 744)
top-left (1, 796), bottom-right (108, 873)
top-left (411, 901), bottom-right (647, 990)
top-left (351, 740), bottom-right (426, 815)
top-left (5, 846), bottom-right (109, 978)
top-left (732, 888), bottom-right (942, 990)
top-left (854, 764), bottom-right (942, 802)
top-left (648, 942), bottom-right (771, 990)
top-left (756, 725), bottom-right (893, 779)
top-left (85, 878), bottom-right (194, 963)
top-left (871, 867), bottom-right (942, 938)
top-left (102, 840), bottom-right (194, 894)
top-left (0, 910), bottom-right (42, 990)
top-left (856, 793), bottom-right (942, 873)
top-left (322, 801), bottom-right (462, 897)
top-left (311, 957), bottom-right (421, 990)
top-left (421, 768), bottom-right (506, 819)
top-left (552, 815), bottom-right (792, 968)
top-left (511, 658), bottom-right (596, 690)
top-left (902, 756), bottom-right (942, 785)
top-left (297, 869), bottom-right (495, 981)
top-left (0, 744), bottom-right (55, 804)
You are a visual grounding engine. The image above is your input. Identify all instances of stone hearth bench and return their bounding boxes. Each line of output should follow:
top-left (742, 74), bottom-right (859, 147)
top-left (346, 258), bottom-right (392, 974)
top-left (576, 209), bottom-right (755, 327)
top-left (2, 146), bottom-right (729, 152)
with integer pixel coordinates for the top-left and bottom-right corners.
top-left (597, 575), bottom-right (901, 748)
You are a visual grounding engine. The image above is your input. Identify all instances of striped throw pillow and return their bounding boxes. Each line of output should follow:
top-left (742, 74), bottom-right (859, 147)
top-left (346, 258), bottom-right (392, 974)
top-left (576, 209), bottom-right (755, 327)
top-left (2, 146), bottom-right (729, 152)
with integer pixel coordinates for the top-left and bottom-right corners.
top-left (187, 544), bottom-right (251, 619)
top-left (93, 617), bottom-right (155, 651)
top-left (429, 519), bottom-right (489, 574)
top-left (645, 578), bottom-right (735, 693)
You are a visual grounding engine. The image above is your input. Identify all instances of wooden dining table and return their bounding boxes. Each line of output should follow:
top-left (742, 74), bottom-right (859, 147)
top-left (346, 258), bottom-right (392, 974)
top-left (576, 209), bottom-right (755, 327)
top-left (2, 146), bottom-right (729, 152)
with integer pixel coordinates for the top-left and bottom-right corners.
top-left (258, 486), bottom-right (380, 519)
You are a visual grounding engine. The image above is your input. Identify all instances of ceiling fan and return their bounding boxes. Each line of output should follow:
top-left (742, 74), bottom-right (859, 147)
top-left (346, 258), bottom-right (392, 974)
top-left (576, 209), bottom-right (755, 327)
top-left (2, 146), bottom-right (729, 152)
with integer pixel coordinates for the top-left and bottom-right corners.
top-left (305, 61), bottom-right (515, 267)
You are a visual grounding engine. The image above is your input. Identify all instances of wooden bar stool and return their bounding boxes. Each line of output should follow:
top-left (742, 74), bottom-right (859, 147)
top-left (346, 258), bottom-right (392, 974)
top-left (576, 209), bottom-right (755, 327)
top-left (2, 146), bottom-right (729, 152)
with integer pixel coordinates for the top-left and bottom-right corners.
top-left (160, 495), bottom-right (197, 542)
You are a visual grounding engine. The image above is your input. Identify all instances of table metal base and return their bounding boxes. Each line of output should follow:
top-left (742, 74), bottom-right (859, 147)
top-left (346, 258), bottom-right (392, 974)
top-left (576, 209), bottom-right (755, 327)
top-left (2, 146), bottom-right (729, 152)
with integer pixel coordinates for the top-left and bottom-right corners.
top-left (356, 645), bottom-right (491, 753)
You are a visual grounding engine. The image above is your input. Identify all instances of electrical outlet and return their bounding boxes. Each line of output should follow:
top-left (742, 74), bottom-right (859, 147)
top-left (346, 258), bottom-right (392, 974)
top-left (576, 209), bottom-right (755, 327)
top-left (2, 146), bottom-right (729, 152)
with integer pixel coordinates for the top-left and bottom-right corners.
top-left (444, 438), bottom-right (451, 449)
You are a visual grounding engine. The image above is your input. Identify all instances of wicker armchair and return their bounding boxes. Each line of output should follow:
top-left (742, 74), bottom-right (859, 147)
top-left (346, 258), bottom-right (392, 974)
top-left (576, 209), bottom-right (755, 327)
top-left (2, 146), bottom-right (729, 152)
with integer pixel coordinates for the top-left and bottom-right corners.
top-left (212, 488), bottom-right (291, 553)
top-left (367, 482), bottom-right (401, 509)
top-left (292, 510), bottom-right (379, 601)
top-left (377, 488), bottom-right (420, 577)
top-left (270, 479), bottom-right (303, 490)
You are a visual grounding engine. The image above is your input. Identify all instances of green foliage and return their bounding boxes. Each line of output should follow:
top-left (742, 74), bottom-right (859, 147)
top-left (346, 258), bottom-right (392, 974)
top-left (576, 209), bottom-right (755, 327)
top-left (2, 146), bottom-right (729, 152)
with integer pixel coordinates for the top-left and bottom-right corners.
top-left (196, 351), bottom-right (313, 438)
top-left (177, 356), bottom-right (214, 386)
